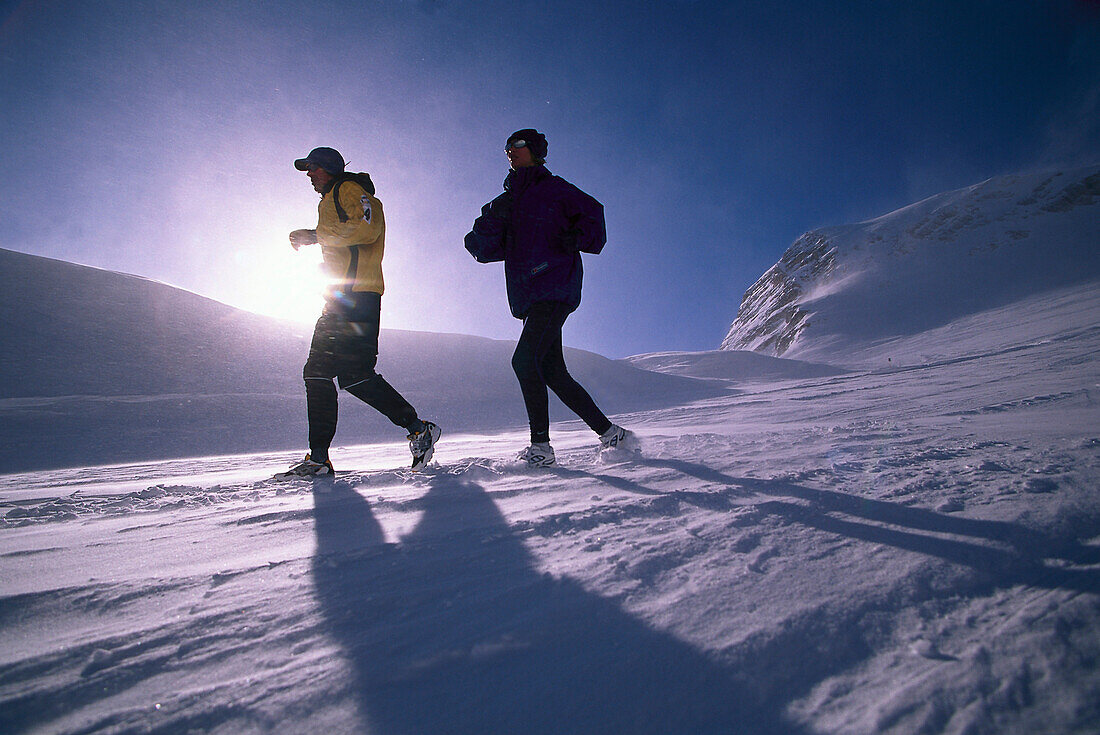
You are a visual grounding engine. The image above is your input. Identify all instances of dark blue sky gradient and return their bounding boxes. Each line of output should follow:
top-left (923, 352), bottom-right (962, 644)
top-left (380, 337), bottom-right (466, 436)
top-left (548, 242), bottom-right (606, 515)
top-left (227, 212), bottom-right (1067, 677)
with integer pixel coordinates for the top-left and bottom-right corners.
top-left (2, 0), bottom-right (1097, 357)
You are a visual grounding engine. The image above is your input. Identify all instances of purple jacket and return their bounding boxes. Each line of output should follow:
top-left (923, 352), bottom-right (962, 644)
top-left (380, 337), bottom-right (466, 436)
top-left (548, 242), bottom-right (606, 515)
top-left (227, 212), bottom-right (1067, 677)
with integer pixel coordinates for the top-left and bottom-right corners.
top-left (465, 165), bottom-right (606, 319)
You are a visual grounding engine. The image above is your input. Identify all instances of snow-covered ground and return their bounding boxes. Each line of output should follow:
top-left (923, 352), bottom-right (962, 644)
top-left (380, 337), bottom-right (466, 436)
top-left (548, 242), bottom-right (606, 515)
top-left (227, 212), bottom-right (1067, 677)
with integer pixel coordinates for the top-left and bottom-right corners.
top-left (3, 280), bottom-right (1099, 734)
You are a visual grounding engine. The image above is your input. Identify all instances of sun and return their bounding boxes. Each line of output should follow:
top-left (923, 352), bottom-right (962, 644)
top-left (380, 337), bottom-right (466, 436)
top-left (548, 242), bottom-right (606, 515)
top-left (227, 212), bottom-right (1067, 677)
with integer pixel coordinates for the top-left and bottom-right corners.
top-left (230, 238), bottom-right (329, 323)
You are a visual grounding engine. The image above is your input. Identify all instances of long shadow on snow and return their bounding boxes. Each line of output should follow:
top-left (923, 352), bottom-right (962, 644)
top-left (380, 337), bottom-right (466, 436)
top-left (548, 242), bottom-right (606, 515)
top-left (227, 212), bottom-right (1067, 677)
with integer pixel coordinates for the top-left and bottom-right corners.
top-left (568, 458), bottom-right (1100, 594)
top-left (311, 475), bottom-right (805, 735)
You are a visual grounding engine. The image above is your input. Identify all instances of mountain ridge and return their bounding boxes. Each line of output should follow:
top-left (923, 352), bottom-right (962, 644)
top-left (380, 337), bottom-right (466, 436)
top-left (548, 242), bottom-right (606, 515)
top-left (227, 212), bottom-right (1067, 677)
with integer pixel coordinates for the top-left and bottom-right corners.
top-left (721, 164), bottom-right (1100, 362)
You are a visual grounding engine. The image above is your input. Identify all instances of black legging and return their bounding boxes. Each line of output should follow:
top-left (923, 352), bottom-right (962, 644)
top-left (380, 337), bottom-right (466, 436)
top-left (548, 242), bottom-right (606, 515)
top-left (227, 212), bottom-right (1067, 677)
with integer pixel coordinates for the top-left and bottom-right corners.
top-left (512, 301), bottom-right (613, 444)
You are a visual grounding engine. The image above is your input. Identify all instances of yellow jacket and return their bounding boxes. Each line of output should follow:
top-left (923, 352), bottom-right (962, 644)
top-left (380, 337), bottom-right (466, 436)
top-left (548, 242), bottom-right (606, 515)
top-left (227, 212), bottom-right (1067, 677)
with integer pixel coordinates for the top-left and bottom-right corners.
top-left (316, 179), bottom-right (385, 295)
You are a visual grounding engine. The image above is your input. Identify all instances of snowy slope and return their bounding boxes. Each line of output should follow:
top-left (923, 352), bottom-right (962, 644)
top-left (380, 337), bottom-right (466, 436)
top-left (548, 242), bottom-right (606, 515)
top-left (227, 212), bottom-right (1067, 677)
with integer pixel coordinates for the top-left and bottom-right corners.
top-left (0, 248), bottom-right (725, 472)
top-left (2, 280), bottom-right (1099, 734)
top-left (721, 164), bottom-right (1100, 362)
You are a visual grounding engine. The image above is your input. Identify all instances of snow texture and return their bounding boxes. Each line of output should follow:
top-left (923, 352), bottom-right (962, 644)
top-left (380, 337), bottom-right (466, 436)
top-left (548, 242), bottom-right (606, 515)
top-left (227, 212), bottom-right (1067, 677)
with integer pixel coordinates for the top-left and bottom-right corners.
top-left (2, 167), bottom-right (1100, 734)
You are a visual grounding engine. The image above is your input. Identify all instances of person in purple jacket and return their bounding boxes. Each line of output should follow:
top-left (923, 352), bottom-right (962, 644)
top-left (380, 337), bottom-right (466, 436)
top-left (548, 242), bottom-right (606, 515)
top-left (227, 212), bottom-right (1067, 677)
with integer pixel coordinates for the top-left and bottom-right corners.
top-left (465, 129), bottom-right (636, 467)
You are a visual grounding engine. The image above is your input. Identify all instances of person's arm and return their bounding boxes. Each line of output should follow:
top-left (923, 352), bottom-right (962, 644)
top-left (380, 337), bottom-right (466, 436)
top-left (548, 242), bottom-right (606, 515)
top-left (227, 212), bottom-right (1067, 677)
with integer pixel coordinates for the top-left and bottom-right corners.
top-left (322, 183), bottom-right (384, 247)
top-left (560, 186), bottom-right (606, 255)
top-left (464, 194), bottom-right (511, 263)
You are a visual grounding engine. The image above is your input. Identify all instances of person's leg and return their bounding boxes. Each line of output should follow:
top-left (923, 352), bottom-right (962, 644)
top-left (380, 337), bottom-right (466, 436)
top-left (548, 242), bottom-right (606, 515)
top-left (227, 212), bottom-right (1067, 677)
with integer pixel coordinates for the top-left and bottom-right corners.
top-left (344, 376), bottom-right (420, 430)
top-left (338, 293), bottom-right (423, 432)
top-left (537, 304), bottom-right (614, 437)
top-left (302, 312), bottom-right (342, 463)
top-left (338, 293), bottom-right (439, 469)
top-left (512, 301), bottom-right (613, 443)
top-left (512, 302), bottom-right (558, 444)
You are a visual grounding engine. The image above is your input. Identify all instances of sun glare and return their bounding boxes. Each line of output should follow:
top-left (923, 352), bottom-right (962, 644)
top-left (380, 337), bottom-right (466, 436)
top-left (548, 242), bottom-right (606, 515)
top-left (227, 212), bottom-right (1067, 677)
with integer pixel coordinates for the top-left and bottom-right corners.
top-left (230, 236), bottom-right (329, 323)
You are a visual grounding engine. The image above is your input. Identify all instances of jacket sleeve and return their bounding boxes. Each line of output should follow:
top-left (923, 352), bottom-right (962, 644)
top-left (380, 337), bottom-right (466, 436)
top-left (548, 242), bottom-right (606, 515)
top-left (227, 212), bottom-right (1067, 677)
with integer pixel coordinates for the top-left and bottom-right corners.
top-left (464, 196), bottom-right (509, 263)
top-left (318, 183), bottom-right (384, 248)
top-left (562, 185), bottom-right (606, 255)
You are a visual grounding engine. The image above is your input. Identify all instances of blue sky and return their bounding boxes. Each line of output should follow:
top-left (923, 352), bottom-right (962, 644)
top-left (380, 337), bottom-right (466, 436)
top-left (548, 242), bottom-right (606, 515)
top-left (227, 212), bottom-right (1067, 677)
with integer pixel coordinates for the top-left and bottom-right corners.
top-left (2, 0), bottom-right (1097, 357)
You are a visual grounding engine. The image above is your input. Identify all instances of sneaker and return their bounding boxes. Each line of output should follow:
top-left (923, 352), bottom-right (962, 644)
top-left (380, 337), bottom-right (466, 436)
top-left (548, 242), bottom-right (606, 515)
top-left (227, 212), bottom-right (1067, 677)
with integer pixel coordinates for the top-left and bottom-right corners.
top-left (598, 424), bottom-right (639, 455)
top-left (599, 424), bottom-right (628, 449)
top-left (517, 442), bottom-right (556, 467)
top-left (408, 421), bottom-right (441, 471)
top-left (277, 453), bottom-right (334, 478)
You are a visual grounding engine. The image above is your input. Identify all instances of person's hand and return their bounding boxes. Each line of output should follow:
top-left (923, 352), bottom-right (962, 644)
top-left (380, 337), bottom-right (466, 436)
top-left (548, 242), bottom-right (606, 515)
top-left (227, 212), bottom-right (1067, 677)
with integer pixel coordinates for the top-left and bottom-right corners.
top-left (289, 229), bottom-right (317, 250)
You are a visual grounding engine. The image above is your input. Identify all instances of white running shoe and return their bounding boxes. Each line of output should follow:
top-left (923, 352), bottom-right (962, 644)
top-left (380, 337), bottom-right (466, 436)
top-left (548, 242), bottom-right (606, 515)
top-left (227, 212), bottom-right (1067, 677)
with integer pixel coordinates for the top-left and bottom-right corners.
top-left (408, 421), bottom-right (441, 471)
top-left (517, 442), bottom-right (556, 467)
top-left (598, 424), bottom-right (640, 456)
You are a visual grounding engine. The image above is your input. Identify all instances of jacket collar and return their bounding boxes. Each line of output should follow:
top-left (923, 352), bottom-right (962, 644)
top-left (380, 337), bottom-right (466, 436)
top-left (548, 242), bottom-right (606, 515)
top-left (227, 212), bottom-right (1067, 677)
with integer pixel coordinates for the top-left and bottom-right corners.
top-left (504, 164), bottom-right (551, 194)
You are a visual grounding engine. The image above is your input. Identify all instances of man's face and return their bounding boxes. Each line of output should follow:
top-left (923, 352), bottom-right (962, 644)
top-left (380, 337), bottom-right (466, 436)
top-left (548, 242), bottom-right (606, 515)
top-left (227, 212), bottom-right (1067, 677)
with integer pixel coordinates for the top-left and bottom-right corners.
top-left (305, 163), bottom-right (335, 193)
top-left (506, 140), bottom-right (535, 169)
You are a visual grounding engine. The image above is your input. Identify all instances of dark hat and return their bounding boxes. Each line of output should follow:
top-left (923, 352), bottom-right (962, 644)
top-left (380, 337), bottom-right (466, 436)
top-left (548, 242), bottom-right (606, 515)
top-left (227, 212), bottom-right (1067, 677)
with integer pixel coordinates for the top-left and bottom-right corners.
top-left (507, 129), bottom-right (547, 160)
top-left (294, 147), bottom-right (345, 175)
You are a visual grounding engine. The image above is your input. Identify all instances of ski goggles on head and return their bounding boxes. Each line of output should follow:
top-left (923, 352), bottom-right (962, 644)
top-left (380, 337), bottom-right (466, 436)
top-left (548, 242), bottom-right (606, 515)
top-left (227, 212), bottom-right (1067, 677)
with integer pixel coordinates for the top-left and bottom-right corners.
top-left (505, 139), bottom-right (527, 151)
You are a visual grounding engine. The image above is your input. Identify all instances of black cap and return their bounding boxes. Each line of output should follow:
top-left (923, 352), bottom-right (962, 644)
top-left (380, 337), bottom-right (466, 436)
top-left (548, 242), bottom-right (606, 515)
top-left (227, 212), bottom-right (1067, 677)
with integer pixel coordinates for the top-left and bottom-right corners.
top-left (507, 129), bottom-right (547, 160)
top-left (294, 147), bottom-right (345, 175)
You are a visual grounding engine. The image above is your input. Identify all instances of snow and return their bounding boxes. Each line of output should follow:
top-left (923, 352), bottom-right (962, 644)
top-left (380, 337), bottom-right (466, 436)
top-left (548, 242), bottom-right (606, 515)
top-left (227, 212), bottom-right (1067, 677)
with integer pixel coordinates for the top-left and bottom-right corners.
top-left (3, 168), bottom-right (1100, 733)
top-left (3, 279), bottom-right (1099, 733)
top-left (722, 164), bottom-right (1100, 362)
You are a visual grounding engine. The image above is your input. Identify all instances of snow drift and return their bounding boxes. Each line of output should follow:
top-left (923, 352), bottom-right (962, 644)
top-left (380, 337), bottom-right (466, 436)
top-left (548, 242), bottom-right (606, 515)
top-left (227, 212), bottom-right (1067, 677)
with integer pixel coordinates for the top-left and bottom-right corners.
top-left (624, 349), bottom-right (846, 382)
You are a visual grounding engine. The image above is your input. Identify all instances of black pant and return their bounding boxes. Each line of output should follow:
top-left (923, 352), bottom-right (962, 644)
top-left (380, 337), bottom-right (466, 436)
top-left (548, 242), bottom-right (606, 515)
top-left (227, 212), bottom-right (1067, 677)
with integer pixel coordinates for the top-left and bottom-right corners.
top-left (303, 293), bottom-right (418, 456)
top-left (512, 301), bottom-right (612, 444)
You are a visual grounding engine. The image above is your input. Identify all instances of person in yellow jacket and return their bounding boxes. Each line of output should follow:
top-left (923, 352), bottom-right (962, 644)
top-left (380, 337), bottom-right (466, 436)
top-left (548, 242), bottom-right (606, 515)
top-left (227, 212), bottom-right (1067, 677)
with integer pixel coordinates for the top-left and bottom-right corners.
top-left (281, 147), bottom-right (439, 476)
